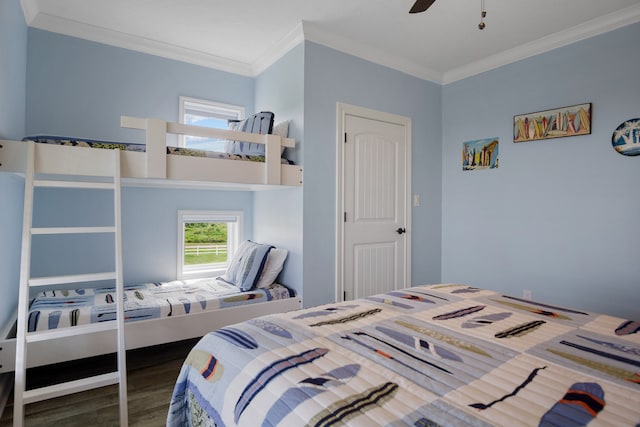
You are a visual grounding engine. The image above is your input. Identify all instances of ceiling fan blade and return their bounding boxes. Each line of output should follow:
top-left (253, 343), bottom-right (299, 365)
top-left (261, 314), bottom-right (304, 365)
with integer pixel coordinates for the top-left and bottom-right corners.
top-left (409, 0), bottom-right (436, 14)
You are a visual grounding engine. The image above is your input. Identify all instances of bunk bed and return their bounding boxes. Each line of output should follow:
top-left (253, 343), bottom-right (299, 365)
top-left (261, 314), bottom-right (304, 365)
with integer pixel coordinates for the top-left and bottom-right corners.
top-left (0, 115), bottom-right (303, 189)
top-left (0, 116), bottom-right (302, 373)
top-left (0, 116), bottom-right (302, 425)
top-left (167, 283), bottom-right (640, 427)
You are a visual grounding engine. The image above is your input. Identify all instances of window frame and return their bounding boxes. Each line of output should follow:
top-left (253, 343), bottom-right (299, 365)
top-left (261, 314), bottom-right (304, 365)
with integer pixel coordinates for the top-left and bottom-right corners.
top-left (178, 96), bottom-right (245, 148)
top-left (177, 210), bottom-right (244, 280)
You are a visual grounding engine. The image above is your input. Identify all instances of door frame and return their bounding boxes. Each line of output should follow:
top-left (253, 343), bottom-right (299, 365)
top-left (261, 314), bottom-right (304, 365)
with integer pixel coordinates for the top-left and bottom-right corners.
top-left (335, 102), bottom-right (412, 301)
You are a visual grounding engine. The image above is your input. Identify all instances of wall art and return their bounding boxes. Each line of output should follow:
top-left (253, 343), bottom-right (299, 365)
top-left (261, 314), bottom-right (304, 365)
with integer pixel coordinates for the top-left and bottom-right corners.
top-left (514, 103), bottom-right (591, 143)
top-left (463, 137), bottom-right (499, 171)
top-left (612, 118), bottom-right (640, 156)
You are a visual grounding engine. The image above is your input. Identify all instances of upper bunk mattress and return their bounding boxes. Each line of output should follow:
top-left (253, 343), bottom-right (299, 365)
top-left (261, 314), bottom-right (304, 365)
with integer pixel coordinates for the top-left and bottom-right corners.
top-left (27, 278), bottom-right (294, 332)
top-left (24, 136), bottom-right (295, 164)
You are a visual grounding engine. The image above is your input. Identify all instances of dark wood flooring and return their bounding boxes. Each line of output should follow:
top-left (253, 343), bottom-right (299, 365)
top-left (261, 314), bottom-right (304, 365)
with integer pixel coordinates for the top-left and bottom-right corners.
top-left (0, 338), bottom-right (199, 426)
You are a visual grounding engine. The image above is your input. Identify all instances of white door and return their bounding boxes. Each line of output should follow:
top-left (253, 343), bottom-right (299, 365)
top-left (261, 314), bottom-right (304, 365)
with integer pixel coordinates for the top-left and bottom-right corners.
top-left (339, 106), bottom-right (410, 301)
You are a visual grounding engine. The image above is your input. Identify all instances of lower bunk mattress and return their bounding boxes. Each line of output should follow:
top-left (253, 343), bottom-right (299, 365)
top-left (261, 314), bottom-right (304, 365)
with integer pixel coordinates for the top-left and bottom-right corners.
top-left (27, 278), bottom-right (293, 332)
top-left (167, 283), bottom-right (640, 427)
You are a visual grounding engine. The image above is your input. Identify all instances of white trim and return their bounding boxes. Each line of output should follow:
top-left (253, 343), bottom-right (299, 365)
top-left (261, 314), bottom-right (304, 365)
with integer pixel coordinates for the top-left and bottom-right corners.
top-left (335, 103), bottom-right (412, 302)
top-left (443, 3), bottom-right (640, 84)
top-left (179, 97), bottom-right (246, 123)
top-left (20, 1), bottom-right (640, 83)
top-left (19, 0), bottom-right (38, 25)
top-left (178, 96), bottom-right (245, 148)
top-left (252, 22), bottom-right (306, 75)
top-left (120, 178), bottom-right (296, 192)
top-left (303, 21), bottom-right (444, 84)
top-left (27, 11), bottom-right (255, 76)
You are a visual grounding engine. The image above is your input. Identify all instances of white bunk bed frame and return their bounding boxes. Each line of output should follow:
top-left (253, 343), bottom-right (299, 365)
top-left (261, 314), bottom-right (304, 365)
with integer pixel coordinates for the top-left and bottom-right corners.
top-left (0, 115), bottom-right (303, 189)
top-left (0, 296), bottom-right (301, 374)
top-left (0, 115), bottom-right (303, 374)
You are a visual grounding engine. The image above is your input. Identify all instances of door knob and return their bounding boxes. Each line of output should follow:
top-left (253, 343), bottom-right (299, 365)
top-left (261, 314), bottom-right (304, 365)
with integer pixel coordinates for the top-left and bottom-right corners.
top-left (396, 227), bottom-right (406, 234)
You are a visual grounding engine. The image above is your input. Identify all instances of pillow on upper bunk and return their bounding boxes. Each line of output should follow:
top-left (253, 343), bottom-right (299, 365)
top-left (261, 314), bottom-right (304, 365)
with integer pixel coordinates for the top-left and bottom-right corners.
top-left (224, 111), bottom-right (275, 157)
top-left (255, 248), bottom-right (288, 288)
top-left (219, 240), bottom-right (274, 291)
top-left (272, 121), bottom-right (289, 155)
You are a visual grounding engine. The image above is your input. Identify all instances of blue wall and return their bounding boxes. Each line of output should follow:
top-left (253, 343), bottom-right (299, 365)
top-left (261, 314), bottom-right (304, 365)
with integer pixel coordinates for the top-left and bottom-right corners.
top-left (26, 29), bottom-right (255, 144)
top-left (29, 187), bottom-right (253, 284)
top-left (254, 44), bottom-right (304, 298)
top-left (4, 5), bottom-right (638, 321)
top-left (0, 0), bottom-right (27, 331)
top-left (302, 42), bottom-right (443, 307)
top-left (0, 0), bottom-right (26, 139)
top-left (442, 23), bottom-right (640, 319)
top-left (23, 29), bottom-right (258, 285)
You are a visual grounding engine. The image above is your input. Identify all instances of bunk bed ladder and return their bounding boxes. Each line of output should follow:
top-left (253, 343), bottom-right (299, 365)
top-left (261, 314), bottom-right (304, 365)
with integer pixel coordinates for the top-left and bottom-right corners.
top-left (13, 142), bottom-right (128, 426)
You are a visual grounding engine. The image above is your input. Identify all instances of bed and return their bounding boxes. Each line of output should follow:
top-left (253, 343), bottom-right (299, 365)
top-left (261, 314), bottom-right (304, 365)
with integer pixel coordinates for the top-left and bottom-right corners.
top-left (26, 279), bottom-right (294, 333)
top-left (0, 113), bottom-right (304, 373)
top-left (167, 283), bottom-right (640, 427)
top-left (0, 280), bottom-right (300, 374)
top-left (0, 113), bottom-right (303, 189)
top-left (0, 238), bottom-right (302, 374)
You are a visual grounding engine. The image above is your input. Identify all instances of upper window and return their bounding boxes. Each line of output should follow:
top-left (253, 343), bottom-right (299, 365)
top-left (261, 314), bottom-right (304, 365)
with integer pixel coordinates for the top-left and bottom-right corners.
top-left (177, 210), bottom-right (243, 279)
top-left (179, 96), bottom-right (245, 152)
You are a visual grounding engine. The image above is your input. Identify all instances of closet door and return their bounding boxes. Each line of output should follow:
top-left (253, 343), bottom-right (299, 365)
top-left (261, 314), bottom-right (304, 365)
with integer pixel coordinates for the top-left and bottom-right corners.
top-left (340, 106), bottom-right (410, 300)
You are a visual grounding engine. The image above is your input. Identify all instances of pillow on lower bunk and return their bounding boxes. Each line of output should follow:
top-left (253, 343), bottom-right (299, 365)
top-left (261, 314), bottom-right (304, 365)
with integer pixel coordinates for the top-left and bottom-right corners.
top-left (224, 111), bottom-right (274, 157)
top-left (255, 248), bottom-right (288, 288)
top-left (220, 240), bottom-right (273, 291)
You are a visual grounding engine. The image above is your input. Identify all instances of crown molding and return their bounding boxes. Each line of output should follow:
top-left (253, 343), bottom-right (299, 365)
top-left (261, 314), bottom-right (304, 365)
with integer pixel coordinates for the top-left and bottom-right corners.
top-left (252, 23), bottom-right (305, 76)
top-left (442, 3), bottom-right (640, 84)
top-left (20, 0), bottom-right (640, 84)
top-left (26, 8), bottom-right (255, 77)
top-left (20, 0), bottom-right (38, 25)
top-left (301, 21), bottom-right (444, 84)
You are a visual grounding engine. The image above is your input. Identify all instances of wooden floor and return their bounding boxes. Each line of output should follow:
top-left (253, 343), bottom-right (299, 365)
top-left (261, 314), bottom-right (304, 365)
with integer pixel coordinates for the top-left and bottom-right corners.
top-left (0, 338), bottom-right (199, 427)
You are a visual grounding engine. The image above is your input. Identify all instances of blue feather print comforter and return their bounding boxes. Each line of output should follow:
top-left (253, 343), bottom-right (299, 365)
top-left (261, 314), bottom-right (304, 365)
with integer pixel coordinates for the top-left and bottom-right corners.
top-left (167, 284), bottom-right (640, 427)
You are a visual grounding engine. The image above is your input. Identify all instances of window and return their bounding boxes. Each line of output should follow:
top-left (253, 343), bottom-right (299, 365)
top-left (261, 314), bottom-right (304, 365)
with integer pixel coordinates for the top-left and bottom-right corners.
top-left (177, 210), bottom-right (243, 279)
top-left (179, 96), bottom-right (245, 152)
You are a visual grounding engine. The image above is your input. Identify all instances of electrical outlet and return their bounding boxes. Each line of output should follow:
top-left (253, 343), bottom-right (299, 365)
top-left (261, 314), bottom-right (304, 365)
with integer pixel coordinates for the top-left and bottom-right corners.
top-left (523, 290), bottom-right (532, 300)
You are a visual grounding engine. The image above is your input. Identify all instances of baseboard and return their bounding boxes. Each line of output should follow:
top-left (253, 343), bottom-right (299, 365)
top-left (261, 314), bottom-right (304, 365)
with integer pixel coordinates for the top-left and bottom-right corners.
top-left (0, 373), bottom-right (12, 421)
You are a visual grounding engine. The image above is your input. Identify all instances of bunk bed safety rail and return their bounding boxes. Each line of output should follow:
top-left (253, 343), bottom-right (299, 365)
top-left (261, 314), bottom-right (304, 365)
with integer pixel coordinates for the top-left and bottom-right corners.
top-left (0, 140), bottom-right (28, 174)
top-left (120, 116), bottom-right (295, 185)
top-left (1, 139), bottom-right (127, 178)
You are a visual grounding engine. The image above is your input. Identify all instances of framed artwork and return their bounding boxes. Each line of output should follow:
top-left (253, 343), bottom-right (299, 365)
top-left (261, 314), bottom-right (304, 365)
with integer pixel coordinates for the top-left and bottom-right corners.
top-left (612, 118), bottom-right (640, 156)
top-left (463, 137), bottom-right (499, 171)
top-left (514, 103), bottom-right (591, 143)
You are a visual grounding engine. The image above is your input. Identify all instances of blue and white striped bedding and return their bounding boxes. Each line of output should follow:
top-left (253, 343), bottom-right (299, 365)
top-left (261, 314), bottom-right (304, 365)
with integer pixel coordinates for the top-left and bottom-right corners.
top-left (167, 284), bottom-right (640, 427)
top-left (27, 278), bottom-right (293, 332)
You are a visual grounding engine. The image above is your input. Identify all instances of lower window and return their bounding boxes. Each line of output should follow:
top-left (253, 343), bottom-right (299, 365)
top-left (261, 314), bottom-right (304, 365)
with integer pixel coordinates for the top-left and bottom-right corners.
top-left (177, 210), bottom-right (243, 279)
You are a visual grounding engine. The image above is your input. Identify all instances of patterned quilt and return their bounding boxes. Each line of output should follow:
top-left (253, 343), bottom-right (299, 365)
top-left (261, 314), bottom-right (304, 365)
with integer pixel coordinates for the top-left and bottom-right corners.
top-left (24, 136), bottom-right (295, 164)
top-left (27, 278), bottom-right (293, 332)
top-left (167, 284), bottom-right (640, 427)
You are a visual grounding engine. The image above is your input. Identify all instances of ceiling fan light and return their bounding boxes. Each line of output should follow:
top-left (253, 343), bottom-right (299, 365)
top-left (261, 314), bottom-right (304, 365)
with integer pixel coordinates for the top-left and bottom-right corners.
top-left (478, 0), bottom-right (487, 30)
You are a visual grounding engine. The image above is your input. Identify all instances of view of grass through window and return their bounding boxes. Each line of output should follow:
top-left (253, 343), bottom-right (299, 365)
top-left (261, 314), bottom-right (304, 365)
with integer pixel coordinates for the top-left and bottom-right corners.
top-left (184, 222), bottom-right (228, 265)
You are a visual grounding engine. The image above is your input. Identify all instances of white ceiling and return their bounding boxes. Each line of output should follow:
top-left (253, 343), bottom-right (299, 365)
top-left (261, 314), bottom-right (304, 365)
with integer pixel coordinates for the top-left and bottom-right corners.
top-left (21, 0), bottom-right (640, 84)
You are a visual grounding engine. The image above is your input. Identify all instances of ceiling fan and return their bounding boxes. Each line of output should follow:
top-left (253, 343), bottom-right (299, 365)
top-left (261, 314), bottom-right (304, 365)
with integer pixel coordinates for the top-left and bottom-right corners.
top-left (409, 0), bottom-right (436, 14)
top-left (409, 0), bottom-right (488, 29)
